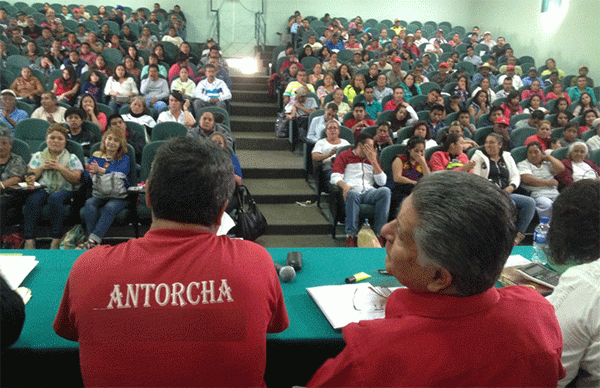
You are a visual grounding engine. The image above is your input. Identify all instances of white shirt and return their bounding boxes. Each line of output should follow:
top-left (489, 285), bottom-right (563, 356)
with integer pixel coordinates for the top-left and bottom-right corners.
top-left (547, 259), bottom-right (600, 388)
top-left (312, 138), bottom-right (350, 167)
top-left (517, 159), bottom-right (560, 199)
top-left (572, 161), bottom-right (599, 181)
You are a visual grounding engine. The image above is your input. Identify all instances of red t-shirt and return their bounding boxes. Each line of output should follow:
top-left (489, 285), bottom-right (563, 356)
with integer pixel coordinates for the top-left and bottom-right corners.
top-left (54, 229), bottom-right (289, 387)
top-left (307, 287), bottom-right (565, 387)
top-left (345, 117), bottom-right (376, 139)
top-left (525, 134), bottom-right (549, 150)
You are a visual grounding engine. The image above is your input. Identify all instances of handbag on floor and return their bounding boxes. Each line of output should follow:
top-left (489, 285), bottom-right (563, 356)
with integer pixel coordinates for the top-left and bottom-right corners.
top-left (60, 224), bottom-right (86, 250)
top-left (230, 185), bottom-right (267, 241)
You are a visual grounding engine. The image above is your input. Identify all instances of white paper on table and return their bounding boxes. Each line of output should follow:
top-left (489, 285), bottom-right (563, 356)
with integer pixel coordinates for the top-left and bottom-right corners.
top-left (217, 212), bottom-right (235, 236)
top-left (0, 256), bottom-right (38, 290)
top-left (505, 255), bottom-right (530, 268)
top-left (17, 182), bottom-right (41, 188)
top-left (307, 283), bottom-right (401, 330)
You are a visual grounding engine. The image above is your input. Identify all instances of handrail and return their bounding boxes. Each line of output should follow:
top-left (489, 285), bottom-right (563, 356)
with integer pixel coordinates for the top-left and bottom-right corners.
top-left (254, 0), bottom-right (266, 50)
top-left (210, 0), bottom-right (221, 45)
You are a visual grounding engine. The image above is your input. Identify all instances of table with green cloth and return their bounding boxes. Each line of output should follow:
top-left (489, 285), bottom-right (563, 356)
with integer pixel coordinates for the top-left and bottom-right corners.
top-left (1, 246), bottom-right (535, 386)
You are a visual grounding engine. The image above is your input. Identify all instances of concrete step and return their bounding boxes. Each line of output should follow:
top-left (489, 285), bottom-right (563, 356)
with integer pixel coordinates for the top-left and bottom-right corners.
top-left (231, 116), bottom-right (275, 133)
top-left (232, 82), bottom-right (269, 92)
top-left (231, 90), bottom-right (273, 103)
top-left (231, 75), bottom-right (269, 84)
top-left (259, 203), bottom-right (331, 235)
top-left (244, 178), bottom-right (316, 203)
top-left (236, 149), bottom-right (305, 179)
top-left (236, 132), bottom-right (288, 151)
top-left (230, 101), bottom-right (278, 117)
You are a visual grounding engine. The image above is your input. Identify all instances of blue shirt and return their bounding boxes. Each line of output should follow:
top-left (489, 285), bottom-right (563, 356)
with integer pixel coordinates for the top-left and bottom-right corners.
top-left (231, 154), bottom-right (242, 178)
top-left (365, 100), bottom-right (383, 120)
top-left (325, 40), bottom-right (345, 51)
top-left (0, 108), bottom-right (28, 130)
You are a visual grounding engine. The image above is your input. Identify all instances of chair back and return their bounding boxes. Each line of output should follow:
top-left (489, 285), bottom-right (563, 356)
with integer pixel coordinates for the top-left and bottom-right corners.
top-left (140, 141), bottom-right (166, 181)
top-left (473, 126), bottom-right (494, 145)
top-left (82, 120), bottom-right (102, 140)
top-left (551, 146), bottom-right (569, 161)
top-left (425, 145), bottom-right (444, 161)
top-left (510, 126), bottom-right (537, 147)
top-left (10, 138), bottom-right (31, 164)
top-left (510, 145), bottom-right (528, 164)
top-left (380, 144), bottom-right (406, 172)
top-left (151, 122), bottom-right (187, 141)
top-left (14, 118), bottom-right (50, 152)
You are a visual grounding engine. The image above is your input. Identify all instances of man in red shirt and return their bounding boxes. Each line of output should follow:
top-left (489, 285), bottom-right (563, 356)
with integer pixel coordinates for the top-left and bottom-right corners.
top-left (54, 137), bottom-right (289, 387)
top-left (344, 102), bottom-right (375, 139)
top-left (308, 171), bottom-right (565, 387)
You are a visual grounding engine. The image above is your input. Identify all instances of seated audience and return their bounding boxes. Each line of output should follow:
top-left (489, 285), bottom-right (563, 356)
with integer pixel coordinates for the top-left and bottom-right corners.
top-left (122, 96), bottom-right (157, 143)
top-left (580, 110), bottom-right (598, 135)
top-left (23, 124), bottom-right (83, 249)
top-left (330, 133), bottom-right (390, 247)
top-left (430, 132), bottom-right (475, 172)
top-left (157, 91), bottom-right (196, 130)
top-left (10, 67), bottom-right (44, 105)
top-left (65, 107), bottom-right (98, 158)
top-left (307, 103), bottom-right (339, 144)
top-left (78, 128), bottom-right (130, 249)
top-left (140, 64), bottom-right (169, 112)
top-left (52, 66), bottom-right (80, 104)
top-left (79, 94), bottom-right (106, 131)
top-left (572, 92), bottom-right (600, 118)
top-left (106, 114), bottom-right (145, 164)
top-left (32, 92), bottom-right (67, 124)
top-left (557, 141), bottom-right (600, 188)
top-left (469, 90), bottom-right (491, 123)
top-left (523, 94), bottom-right (548, 115)
top-left (345, 102), bottom-right (375, 139)
top-left (525, 120), bottom-right (552, 151)
top-left (192, 64), bottom-right (232, 113)
top-left (79, 71), bottom-right (104, 104)
top-left (104, 64), bottom-right (138, 112)
top-left (0, 127), bottom-right (26, 230)
top-left (312, 119), bottom-right (351, 182)
top-left (373, 122), bottom-right (394, 153)
top-left (473, 133), bottom-right (535, 244)
top-left (518, 141), bottom-right (564, 219)
top-left (569, 76), bottom-right (596, 104)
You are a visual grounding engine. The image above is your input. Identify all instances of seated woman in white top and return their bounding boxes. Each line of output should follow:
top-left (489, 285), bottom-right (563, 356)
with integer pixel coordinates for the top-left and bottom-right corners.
top-left (170, 67), bottom-right (195, 99)
top-left (557, 141), bottom-right (600, 188)
top-left (546, 179), bottom-right (600, 388)
top-left (156, 91), bottom-right (196, 129)
top-left (121, 96), bottom-right (157, 143)
top-left (517, 141), bottom-right (564, 220)
top-left (400, 121), bottom-right (438, 149)
top-left (104, 64), bottom-right (138, 113)
top-left (311, 119), bottom-right (350, 181)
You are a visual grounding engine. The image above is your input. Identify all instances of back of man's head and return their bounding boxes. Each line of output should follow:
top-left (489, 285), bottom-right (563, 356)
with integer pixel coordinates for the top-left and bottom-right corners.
top-left (410, 171), bottom-right (516, 296)
top-left (148, 137), bottom-right (235, 226)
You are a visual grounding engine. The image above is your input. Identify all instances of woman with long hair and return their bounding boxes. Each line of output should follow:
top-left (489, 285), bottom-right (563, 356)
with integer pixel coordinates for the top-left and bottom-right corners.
top-left (52, 66), bottom-right (80, 104)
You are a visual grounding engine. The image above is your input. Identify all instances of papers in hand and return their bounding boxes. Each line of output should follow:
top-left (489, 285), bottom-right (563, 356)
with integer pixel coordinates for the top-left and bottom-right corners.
top-left (0, 255), bottom-right (38, 290)
top-left (307, 283), bottom-right (399, 330)
top-left (17, 182), bottom-right (41, 188)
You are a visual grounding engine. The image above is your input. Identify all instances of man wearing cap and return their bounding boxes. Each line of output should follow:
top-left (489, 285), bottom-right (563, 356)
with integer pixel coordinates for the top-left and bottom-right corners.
top-left (431, 62), bottom-right (452, 90)
top-left (429, 29), bottom-right (447, 44)
top-left (568, 75), bottom-right (597, 104)
top-left (522, 67), bottom-right (545, 88)
top-left (0, 90), bottom-right (28, 131)
top-left (463, 45), bottom-right (482, 67)
top-left (481, 31), bottom-right (496, 50)
top-left (386, 57), bottom-right (406, 88)
top-left (419, 53), bottom-right (435, 77)
top-left (325, 33), bottom-right (344, 52)
top-left (473, 63), bottom-right (498, 88)
top-left (570, 66), bottom-right (593, 88)
top-left (493, 116), bottom-right (516, 150)
top-left (402, 34), bottom-right (420, 58)
top-left (70, 8), bottom-right (85, 23)
top-left (498, 56), bottom-right (522, 76)
top-left (390, 18), bottom-right (404, 35)
top-left (498, 64), bottom-right (523, 89)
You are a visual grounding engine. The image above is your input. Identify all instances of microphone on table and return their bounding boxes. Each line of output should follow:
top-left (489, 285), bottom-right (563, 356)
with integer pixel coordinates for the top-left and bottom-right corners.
top-left (274, 263), bottom-right (296, 283)
top-left (286, 251), bottom-right (303, 272)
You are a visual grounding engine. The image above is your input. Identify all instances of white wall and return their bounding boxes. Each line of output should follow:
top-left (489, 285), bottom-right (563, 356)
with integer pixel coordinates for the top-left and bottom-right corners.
top-left (14, 0), bottom-right (599, 81)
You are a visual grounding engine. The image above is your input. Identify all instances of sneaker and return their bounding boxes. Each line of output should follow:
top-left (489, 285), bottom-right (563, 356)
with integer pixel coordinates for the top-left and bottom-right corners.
top-left (346, 236), bottom-right (357, 247)
top-left (514, 232), bottom-right (525, 246)
top-left (77, 239), bottom-right (99, 250)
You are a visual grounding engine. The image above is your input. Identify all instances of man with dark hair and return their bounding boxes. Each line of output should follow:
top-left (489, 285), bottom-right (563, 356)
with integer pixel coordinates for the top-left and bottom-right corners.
top-left (192, 63), bottom-right (232, 112)
top-left (65, 107), bottom-right (98, 158)
top-left (426, 104), bottom-right (445, 139)
top-left (54, 137), bottom-right (289, 387)
top-left (60, 49), bottom-right (88, 77)
top-left (306, 102), bottom-right (339, 144)
top-left (141, 64), bottom-right (169, 111)
top-left (331, 133), bottom-right (390, 247)
top-left (0, 90), bottom-right (28, 130)
top-left (309, 170), bottom-right (565, 386)
top-left (345, 102), bottom-right (375, 139)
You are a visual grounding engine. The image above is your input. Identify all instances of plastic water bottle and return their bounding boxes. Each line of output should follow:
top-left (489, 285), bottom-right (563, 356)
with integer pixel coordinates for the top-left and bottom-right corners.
top-left (532, 217), bottom-right (550, 265)
top-left (357, 221), bottom-right (380, 248)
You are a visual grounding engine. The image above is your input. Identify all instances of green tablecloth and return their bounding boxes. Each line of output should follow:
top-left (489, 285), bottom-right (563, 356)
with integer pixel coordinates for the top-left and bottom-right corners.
top-left (2, 246), bottom-right (536, 386)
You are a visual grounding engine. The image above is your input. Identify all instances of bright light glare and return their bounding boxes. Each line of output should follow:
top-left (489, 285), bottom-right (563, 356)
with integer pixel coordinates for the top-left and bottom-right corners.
top-left (541, 0), bottom-right (569, 33)
top-left (226, 57), bottom-right (259, 75)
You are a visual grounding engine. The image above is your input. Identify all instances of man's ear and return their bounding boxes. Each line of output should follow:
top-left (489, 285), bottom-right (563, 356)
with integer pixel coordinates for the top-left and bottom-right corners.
top-left (144, 182), bottom-right (151, 208)
top-left (427, 268), bottom-right (453, 293)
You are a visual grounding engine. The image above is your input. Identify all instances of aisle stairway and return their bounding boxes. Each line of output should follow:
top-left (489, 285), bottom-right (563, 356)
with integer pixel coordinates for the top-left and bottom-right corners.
top-left (229, 53), bottom-right (344, 248)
